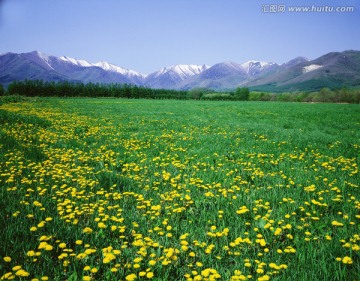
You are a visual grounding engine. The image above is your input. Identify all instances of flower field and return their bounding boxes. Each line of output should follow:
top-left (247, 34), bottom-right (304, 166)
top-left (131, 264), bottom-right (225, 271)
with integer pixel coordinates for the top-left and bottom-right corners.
top-left (0, 98), bottom-right (359, 280)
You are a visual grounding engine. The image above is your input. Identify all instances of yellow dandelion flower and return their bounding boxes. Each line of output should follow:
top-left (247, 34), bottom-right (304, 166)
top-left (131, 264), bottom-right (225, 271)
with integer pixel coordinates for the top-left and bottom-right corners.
top-left (332, 221), bottom-right (344, 227)
top-left (236, 206), bottom-right (249, 215)
top-left (125, 273), bottom-right (137, 281)
top-left (98, 222), bottom-right (107, 228)
top-left (45, 245), bottom-right (53, 251)
top-left (77, 253), bottom-right (88, 259)
top-left (27, 250), bottom-right (36, 257)
top-left (37, 221), bottom-right (45, 228)
top-left (12, 265), bottom-right (22, 271)
top-left (342, 256), bottom-right (353, 264)
top-left (258, 275), bottom-right (270, 281)
top-left (15, 269), bottom-right (30, 277)
top-left (83, 227), bottom-right (93, 233)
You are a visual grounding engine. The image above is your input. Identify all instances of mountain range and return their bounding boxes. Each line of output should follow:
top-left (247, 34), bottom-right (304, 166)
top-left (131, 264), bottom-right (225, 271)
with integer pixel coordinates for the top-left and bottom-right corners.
top-left (1, 50), bottom-right (360, 92)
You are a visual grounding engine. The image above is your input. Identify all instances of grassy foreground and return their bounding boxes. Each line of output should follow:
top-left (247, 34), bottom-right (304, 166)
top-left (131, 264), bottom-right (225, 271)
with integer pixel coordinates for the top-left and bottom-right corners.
top-left (0, 98), bottom-right (359, 281)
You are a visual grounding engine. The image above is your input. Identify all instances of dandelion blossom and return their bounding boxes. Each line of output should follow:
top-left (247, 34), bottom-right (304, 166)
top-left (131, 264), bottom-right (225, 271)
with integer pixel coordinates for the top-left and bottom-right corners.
top-left (342, 256), bottom-right (353, 264)
top-left (125, 273), bottom-right (137, 281)
top-left (15, 270), bottom-right (30, 277)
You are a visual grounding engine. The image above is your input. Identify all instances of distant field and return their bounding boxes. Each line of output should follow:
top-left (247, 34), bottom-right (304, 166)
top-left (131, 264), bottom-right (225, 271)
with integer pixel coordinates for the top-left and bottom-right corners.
top-left (1, 98), bottom-right (359, 281)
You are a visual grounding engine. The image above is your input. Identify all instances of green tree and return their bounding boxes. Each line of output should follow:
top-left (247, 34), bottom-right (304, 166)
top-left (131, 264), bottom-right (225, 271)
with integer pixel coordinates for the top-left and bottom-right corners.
top-left (235, 87), bottom-right (249, 101)
top-left (188, 88), bottom-right (210, 100)
top-left (0, 84), bottom-right (4, 96)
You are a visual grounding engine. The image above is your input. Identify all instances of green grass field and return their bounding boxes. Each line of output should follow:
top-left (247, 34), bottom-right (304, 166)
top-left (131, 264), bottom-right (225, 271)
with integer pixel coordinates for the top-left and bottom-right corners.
top-left (1, 98), bottom-right (359, 281)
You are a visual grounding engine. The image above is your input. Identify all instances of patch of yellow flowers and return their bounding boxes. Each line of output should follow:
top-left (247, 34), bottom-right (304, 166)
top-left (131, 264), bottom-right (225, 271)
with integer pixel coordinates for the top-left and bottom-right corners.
top-left (1, 100), bottom-right (359, 280)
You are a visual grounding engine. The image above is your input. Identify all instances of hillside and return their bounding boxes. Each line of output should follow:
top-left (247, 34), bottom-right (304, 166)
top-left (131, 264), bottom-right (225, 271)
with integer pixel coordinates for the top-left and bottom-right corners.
top-left (1, 50), bottom-right (360, 91)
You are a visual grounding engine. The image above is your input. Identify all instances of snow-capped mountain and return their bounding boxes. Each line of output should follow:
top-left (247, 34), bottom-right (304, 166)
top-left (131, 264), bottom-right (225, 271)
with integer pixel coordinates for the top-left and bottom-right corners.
top-left (144, 64), bottom-right (209, 88)
top-left (1, 50), bottom-right (360, 91)
top-left (241, 61), bottom-right (278, 77)
top-left (151, 65), bottom-right (208, 79)
top-left (93, 61), bottom-right (145, 78)
top-left (244, 50), bottom-right (360, 92)
top-left (200, 62), bottom-right (247, 79)
top-left (175, 62), bottom-right (250, 90)
top-left (0, 51), bottom-right (144, 85)
top-left (0, 51), bottom-right (69, 84)
top-left (59, 55), bottom-right (93, 67)
top-left (21, 51), bottom-right (56, 71)
top-left (55, 53), bottom-right (145, 83)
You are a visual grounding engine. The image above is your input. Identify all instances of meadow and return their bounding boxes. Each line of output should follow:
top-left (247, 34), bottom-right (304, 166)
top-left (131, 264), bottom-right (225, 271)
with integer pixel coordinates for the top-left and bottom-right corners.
top-left (0, 98), bottom-right (359, 281)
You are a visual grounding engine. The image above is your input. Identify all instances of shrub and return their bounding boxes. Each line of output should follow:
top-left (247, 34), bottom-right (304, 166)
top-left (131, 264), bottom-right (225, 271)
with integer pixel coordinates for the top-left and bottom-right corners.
top-left (235, 87), bottom-right (249, 101)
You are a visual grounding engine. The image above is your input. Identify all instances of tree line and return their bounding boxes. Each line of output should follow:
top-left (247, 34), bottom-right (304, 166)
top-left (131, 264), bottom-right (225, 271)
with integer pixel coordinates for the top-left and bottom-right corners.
top-left (1, 80), bottom-right (359, 103)
top-left (4, 80), bottom-right (189, 99)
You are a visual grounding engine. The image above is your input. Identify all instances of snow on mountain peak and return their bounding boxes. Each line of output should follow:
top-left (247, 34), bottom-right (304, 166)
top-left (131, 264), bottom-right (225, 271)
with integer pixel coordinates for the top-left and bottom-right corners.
top-left (94, 61), bottom-right (144, 77)
top-left (59, 56), bottom-right (93, 67)
top-left (94, 61), bottom-right (123, 72)
top-left (302, 64), bottom-right (323, 74)
top-left (55, 56), bottom-right (143, 77)
top-left (31, 51), bottom-right (50, 60)
top-left (154, 64), bottom-right (209, 79)
top-left (241, 60), bottom-right (273, 73)
top-left (21, 51), bottom-right (54, 70)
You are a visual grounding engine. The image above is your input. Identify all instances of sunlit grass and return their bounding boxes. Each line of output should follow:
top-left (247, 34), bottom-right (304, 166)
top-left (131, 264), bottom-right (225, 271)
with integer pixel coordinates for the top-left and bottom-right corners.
top-left (1, 98), bottom-right (359, 280)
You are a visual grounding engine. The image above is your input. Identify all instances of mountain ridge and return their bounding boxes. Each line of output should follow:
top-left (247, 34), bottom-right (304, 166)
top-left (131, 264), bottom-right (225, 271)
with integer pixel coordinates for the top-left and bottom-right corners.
top-left (1, 50), bottom-right (360, 91)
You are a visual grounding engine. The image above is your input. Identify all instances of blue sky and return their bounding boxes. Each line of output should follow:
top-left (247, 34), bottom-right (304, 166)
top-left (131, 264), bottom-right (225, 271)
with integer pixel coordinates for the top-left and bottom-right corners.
top-left (0, 0), bottom-right (359, 74)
